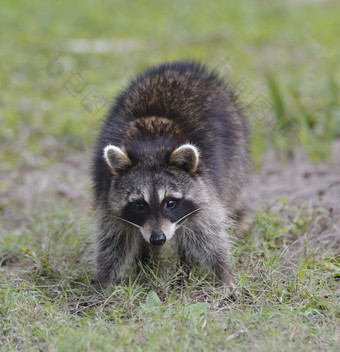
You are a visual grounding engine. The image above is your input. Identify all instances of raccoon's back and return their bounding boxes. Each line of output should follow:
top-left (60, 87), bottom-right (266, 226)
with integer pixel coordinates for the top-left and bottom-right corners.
top-left (93, 61), bottom-right (248, 201)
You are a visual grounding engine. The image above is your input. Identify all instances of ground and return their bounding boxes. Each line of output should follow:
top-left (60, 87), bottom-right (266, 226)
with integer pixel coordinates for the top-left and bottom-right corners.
top-left (1, 140), bottom-right (339, 351)
top-left (1, 0), bottom-right (340, 351)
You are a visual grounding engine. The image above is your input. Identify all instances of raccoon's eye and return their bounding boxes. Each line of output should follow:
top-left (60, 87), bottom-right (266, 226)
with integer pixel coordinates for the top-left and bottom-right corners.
top-left (165, 198), bottom-right (177, 210)
top-left (135, 202), bottom-right (146, 213)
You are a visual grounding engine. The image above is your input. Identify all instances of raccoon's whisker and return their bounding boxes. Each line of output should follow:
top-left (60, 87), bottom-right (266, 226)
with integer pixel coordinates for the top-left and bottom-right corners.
top-left (112, 216), bottom-right (141, 229)
top-left (175, 208), bottom-right (202, 225)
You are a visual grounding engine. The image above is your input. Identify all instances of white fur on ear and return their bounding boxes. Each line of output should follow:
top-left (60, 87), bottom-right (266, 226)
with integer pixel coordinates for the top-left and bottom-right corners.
top-left (170, 143), bottom-right (200, 173)
top-left (103, 145), bottom-right (131, 176)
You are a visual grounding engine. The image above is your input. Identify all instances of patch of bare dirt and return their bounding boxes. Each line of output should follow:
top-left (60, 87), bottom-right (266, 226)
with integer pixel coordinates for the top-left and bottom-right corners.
top-left (248, 141), bottom-right (340, 212)
top-left (1, 140), bottom-right (339, 262)
top-left (0, 154), bottom-right (91, 231)
top-left (247, 139), bottom-right (340, 260)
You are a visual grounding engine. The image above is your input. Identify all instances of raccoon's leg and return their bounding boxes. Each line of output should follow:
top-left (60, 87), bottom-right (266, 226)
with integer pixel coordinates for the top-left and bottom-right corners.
top-left (140, 241), bottom-right (152, 265)
top-left (96, 228), bottom-right (142, 287)
top-left (177, 226), bottom-right (235, 287)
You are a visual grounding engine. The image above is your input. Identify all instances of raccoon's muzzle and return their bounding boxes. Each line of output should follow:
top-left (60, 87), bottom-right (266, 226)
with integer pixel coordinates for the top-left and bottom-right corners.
top-left (150, 230), bottom-right (166, 246)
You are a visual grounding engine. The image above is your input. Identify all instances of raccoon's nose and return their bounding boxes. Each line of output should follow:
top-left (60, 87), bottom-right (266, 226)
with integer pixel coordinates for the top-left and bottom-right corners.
top-left (150, 231), bottom-right (166, 246)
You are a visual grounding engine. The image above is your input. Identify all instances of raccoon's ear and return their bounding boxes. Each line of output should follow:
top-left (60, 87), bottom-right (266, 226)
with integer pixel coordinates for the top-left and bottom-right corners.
top-left (170, 144), bottom-right (200, 173)
top-left (103, 145), bottom-right (132, 176)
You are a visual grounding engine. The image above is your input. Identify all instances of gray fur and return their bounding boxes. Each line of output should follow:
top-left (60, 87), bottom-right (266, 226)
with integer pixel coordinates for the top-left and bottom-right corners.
top-left (91, 61), bottom-right (249, 288)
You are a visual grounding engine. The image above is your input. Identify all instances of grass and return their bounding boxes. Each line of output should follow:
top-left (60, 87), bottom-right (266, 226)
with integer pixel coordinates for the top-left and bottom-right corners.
top-left (1, 201), bottom-right (339, 351)
top-left (1, 0), bottom-right (340, 350)
top-left (1, 0), bottom-right (340, 169)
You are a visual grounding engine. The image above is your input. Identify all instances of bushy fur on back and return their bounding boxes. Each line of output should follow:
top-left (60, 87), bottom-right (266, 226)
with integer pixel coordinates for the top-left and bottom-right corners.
top-left (92, 61), bottom-right (249, 287)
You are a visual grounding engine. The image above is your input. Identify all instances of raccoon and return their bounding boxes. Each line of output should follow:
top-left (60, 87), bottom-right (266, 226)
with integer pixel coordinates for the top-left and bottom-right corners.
top-left (92, 61), bottom-right (249, 287)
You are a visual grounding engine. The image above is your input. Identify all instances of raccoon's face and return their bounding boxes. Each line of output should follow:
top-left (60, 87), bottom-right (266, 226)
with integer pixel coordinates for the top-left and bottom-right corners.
top-left (103, 144), bottom-right (201, 245)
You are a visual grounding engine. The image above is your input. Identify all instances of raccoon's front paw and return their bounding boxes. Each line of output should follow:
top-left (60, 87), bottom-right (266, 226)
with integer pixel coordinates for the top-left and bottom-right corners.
top-left (89, 278), bottom-right (107, 292)
top-left (93, 273), bottom-right (117, 290)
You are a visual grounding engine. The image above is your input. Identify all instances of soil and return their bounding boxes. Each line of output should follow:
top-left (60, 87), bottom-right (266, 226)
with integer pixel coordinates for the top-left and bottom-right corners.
top-left (247, 140), bottom-right (340, 260)
top-left (1, 140), bottom-right (339, 260)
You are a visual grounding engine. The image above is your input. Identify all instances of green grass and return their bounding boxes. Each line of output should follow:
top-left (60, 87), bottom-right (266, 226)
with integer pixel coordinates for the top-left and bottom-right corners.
top-left (1, 201), bottom-right (339, 351)
top-left (1, 0), bottom-right (340, 350)
top-left (1, 0), bottom-right (340, 169)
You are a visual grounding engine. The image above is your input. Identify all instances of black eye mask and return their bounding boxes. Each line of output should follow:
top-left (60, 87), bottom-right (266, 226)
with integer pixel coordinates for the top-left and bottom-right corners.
top-left (122, 200), bottom-right (149, 227)
top-left (121, 197), bottom-right (198, 227)
top-left (161, 198), bottom-right (198, 224)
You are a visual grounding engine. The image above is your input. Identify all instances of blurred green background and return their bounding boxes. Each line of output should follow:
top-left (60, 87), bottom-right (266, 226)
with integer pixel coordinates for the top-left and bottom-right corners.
top-left (1, 0), bottom-right (340, 169)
